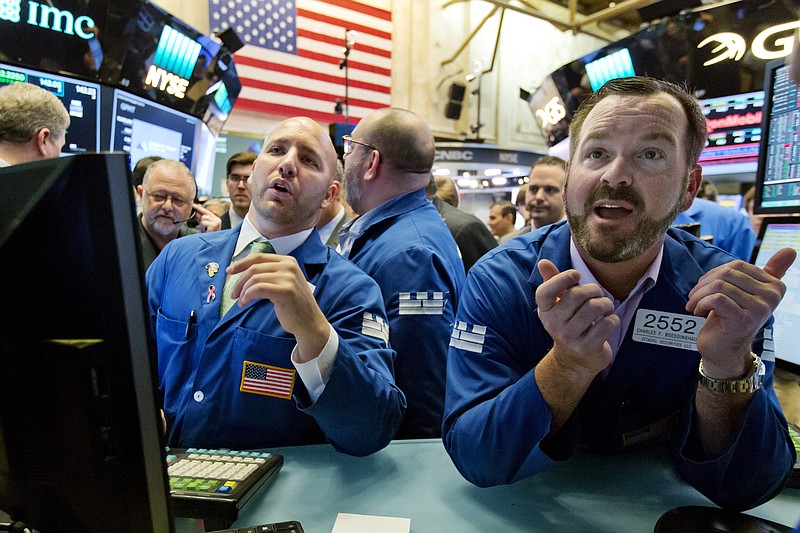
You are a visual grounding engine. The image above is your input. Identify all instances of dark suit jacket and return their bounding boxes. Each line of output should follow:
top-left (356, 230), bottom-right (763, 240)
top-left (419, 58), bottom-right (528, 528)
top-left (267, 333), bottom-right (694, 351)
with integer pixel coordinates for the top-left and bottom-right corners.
top-left (432, 196), bottom-right (497, 272)
top-left (220, 211), bottom-right (231, 230)
top-left (324, 209), bottom-right (352, 248)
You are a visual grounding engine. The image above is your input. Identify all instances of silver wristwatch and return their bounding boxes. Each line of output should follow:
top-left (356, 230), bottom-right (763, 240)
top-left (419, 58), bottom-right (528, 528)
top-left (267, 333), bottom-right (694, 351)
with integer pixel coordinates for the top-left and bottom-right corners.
top-left (698, 354), bottom-right (765, 393)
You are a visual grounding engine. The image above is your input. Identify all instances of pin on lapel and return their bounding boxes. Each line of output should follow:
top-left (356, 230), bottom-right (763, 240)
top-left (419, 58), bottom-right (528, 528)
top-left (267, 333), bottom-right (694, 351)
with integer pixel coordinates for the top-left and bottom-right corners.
top-left (205, 262), bottom-right (220, 278)
top-left (207, 285), bottom-right (216, 303)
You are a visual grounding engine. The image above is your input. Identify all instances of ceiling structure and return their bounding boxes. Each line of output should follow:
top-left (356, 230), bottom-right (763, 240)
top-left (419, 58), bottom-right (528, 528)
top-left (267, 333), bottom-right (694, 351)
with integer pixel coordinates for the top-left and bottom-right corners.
top-left (442, 0), bottom-right (698, 43)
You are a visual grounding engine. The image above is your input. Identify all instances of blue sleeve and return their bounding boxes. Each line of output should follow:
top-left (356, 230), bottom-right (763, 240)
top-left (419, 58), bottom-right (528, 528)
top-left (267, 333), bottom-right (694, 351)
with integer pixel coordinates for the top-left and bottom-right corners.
top-left (720, 211), bottom-right (756, 262)
top-left (443, 261), bottom-right (558, 486)
top-left (300, 259), bottom-right (407, 456)
top-left (675, 326), bottom-right (796, 510)
top-left (372, 246), bottom-right (463, 438)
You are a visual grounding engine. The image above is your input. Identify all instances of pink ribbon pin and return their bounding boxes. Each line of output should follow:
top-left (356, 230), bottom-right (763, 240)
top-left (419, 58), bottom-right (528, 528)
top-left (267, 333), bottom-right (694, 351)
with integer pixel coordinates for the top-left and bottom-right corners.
top-left (207, 285), bottom-right (216, 303)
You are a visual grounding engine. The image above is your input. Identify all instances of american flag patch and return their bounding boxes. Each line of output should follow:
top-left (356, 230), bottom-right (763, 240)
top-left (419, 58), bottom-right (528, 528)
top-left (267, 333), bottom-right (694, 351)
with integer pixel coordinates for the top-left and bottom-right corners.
top-left (449, 321), bottom-right (487, 353)
top-left (240, 361), bottom-right (295, 399)
top-left (761, 326), bottom-right (776, 363)
top-left (398, 292), bottom-right (445, 315)
top-left (362, 312), bottom-right (389, 345)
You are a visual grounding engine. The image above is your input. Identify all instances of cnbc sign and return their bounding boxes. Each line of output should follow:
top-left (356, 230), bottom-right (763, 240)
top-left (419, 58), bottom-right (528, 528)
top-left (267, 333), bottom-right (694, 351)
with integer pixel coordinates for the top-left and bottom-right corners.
top-left (0, 0), bottom-right (96, 39)
top-left (144, 25), bottom-right (202, 99)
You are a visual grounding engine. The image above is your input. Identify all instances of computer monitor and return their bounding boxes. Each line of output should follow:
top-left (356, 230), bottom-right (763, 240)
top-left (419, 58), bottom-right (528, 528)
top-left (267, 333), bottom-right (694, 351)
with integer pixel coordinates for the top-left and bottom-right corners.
top-left (0, 62), bottom-right (102, 155)
top-left (110, 89), bottom-right (200, 173)
top-left (751, 217), bottom-right (800, 375)
top-left (697, 91), bottom-right (763, 177)
top-left (0, 153), bottom-right (174, 532)
top-left (754, 58), bottom-right (800, 215)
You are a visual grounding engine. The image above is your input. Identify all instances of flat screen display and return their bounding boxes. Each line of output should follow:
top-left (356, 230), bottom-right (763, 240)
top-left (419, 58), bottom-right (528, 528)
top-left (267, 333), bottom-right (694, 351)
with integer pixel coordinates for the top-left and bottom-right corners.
top-left (751, 218), bottom-right (800, 374)
top-left (754, 59), bottom-right (800, 214)
top-left (110, 89), bottom-right (199, 173)
top-left (697, 91), bottom-right (763, 177)
top-left (0, 62), bottom-right (101, 155)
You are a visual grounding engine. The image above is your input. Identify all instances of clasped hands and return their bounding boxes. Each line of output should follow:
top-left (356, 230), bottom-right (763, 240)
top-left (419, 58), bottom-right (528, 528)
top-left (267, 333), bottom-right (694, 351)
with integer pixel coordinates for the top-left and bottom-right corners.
top-left (535, 248), bottom-right (796, 380)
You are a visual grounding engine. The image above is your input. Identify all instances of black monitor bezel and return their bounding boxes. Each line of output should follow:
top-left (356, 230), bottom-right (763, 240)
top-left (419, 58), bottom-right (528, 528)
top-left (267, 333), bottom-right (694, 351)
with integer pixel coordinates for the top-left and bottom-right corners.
top-left (752, 215), bottom-right (800, 375)
top-left (753, 58), bottom-right (800, 215)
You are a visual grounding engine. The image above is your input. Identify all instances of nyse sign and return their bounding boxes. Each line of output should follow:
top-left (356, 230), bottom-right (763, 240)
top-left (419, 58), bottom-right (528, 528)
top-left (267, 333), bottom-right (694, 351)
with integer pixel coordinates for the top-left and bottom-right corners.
top-left (699, 21), bottom-right (800, 66)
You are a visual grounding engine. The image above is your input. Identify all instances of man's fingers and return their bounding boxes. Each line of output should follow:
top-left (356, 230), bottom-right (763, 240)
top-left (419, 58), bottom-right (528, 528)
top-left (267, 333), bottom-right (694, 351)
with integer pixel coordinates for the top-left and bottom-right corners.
top-left (538, 259), bottom-right (560, 282)
top-left (763, 247), bottom-right (797, 280)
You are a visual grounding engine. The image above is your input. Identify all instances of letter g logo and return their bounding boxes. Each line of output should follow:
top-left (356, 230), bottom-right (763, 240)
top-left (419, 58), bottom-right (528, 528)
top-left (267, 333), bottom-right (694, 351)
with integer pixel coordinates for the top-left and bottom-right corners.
top-left (0, 0), bottom-right (21, 23)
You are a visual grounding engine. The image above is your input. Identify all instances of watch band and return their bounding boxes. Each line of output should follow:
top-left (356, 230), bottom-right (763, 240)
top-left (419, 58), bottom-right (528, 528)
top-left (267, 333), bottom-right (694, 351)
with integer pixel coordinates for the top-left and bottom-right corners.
top-left (698, 354), bottom-right (765, 393)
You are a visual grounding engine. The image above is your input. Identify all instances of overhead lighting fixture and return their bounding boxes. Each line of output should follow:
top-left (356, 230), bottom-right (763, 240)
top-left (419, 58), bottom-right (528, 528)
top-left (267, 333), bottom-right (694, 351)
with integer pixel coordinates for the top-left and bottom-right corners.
top-left (433, 168), bottom-right (451, 176)
top-left (457, 177), bottom-right (472, 188)
top-left (484, 168), bottom-right (502, 177)
top-left (491, 177), bottom-right (507, 186)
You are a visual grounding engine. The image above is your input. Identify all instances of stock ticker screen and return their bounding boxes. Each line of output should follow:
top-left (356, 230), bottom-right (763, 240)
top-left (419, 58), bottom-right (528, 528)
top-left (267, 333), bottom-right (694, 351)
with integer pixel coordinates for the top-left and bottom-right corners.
top-left (757, 62), bottom-right (800, 213)
top-left (0, 62), bottom-right (101, 155)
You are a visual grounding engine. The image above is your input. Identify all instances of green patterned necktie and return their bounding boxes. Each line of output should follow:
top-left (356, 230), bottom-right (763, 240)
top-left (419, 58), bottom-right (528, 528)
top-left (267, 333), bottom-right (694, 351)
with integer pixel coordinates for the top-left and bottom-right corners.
top-left (220, 240), bottom-right (275, 317)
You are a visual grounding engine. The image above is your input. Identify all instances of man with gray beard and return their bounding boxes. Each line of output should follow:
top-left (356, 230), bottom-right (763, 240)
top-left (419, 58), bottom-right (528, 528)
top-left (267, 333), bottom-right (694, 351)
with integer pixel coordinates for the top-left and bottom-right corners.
top-left (443, 77), bottom-right (797, 511)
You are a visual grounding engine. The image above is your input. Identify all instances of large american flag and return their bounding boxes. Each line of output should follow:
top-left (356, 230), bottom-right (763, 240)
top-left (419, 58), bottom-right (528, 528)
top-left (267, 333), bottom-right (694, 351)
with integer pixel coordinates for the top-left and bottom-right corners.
top-left (209, 0), bottom-right (392, 124)
top-left (240, 361), bottom-right (296, 399)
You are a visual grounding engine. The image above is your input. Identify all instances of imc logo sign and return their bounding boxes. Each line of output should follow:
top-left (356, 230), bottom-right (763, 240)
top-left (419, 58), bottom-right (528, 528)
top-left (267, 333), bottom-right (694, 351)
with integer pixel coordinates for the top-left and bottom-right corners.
top-left (145, 25), bottom-right (201, 99)
top-left (0, 0), bottom-right (96, 39)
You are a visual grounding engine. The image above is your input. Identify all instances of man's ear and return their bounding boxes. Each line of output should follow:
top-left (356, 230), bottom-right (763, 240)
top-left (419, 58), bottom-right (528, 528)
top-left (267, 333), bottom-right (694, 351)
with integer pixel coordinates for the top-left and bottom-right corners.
top-left (320, 180), bottom-right (339, 210)
top-left (35, 128), bottom-right (52, 156)
top-left (680, 164), bottom-right (703, 212)
top-left (363, 149), bottom-right (381, 183)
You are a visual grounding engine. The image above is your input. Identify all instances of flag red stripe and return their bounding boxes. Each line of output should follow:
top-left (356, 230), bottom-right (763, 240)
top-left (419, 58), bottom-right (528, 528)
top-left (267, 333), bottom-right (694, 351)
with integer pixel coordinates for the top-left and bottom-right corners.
top-left (234, 55), bottom-right (390, 94)
top-left (235, 98), bottom-right (363, 124)
top-left (298, 8), bottom-right (391, 41)
top-left (318, 0), bottom-right (392, 23)
top-left (297, 49), bottom-right (390, 77)
top-left (240, 78), bottom-right (385, 109)
top-left (297, 28), bottom-right (391, 59)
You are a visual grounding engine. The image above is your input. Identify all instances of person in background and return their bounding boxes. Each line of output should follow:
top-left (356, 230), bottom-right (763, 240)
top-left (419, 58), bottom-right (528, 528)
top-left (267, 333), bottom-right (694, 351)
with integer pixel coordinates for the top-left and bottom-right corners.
top-left (435, 174), bottom-right (460, 207)
top-left (426, 175), bottom-right (497, 273)
top-left (697, 179), bottom-right (718, 202)
top-left (340, 107), bottom-right (465, 438)
top-left (515, 184), bottom-right (530, 226)
top-left (0, 82), bottom-right (69, 167)
top-left (221, 151), bottom-right (258, 230)
top-left (488, 200), bottom-right (517, 242)
top-left (443, 76), bottom-right (796, 511)
top-left (203, 198), bottom-right (231, 218)
top-left (315, 160), bottom-right (351, 248)
top-left (147, 116), bottom-right (405, 453)
top-left (504, 157), bottom-right (568, 243)
top-left (138, 159), bottom-right (221, 269)
top-left (673, 196), bottom-right (755, 261)
top-left (132, 156), bottom-right (165, 210)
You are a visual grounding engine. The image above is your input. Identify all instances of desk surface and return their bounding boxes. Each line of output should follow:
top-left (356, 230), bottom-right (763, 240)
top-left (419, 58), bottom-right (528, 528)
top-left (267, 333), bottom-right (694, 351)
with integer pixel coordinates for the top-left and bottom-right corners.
top-left (183, 439), bottom-right (800, 533)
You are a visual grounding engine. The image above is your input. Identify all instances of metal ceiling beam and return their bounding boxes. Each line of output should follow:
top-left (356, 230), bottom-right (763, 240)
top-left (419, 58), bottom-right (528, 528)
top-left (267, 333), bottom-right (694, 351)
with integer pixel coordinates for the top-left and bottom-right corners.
top-left (443, 0), bottom-right (633, 42)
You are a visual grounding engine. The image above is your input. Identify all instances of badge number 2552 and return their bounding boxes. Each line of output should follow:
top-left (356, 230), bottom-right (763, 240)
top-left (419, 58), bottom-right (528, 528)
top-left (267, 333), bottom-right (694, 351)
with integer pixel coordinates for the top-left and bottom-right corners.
top-left (632, 309), bottom-right (706, 351)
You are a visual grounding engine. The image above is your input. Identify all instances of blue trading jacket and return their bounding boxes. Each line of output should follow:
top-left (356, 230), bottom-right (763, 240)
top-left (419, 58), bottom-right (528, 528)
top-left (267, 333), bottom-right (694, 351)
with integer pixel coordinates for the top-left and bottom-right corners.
top-left (443, 220), bottom-right (795, 510)
top-left (147, 227), bottom-right (405, 456)
top-left (344, 189), bottom-right (465, 438)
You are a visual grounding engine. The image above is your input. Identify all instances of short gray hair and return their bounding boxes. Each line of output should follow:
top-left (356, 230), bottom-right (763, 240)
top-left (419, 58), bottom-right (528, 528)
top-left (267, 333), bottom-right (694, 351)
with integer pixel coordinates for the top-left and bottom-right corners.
top-left (0, 82), bottom-right (70, 144)
top-left (142, 159), bottom-right (197, 198)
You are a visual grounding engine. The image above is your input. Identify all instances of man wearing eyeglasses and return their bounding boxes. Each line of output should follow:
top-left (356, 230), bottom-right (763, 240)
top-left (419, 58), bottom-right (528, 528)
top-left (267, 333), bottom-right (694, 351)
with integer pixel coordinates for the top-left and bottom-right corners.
top-left (137, 159), bottom-right (222, 269)
top-left (220, 151), bottom-right (257, 230)
top-left (340, 108), bottom-right (465, 439)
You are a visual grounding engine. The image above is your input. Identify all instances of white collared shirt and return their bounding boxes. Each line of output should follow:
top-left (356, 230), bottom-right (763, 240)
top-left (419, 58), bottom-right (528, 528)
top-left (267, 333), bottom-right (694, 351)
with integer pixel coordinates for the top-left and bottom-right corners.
top-left (569, 238), bottom-right (663, 360)
top-left (235, 214), bottom-right (337, 402)
top-left (228, 207), bottom-right (245, 228)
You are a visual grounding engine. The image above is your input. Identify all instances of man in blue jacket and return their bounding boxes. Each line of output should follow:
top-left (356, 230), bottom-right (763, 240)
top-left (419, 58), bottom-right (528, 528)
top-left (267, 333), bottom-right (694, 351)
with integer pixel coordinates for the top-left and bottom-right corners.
top-left (443, 77), bottom-right (797, 510)
top-left (340, 108), bottom-right (465, 438)
top-left (147, 117), bottom-right (405, 455)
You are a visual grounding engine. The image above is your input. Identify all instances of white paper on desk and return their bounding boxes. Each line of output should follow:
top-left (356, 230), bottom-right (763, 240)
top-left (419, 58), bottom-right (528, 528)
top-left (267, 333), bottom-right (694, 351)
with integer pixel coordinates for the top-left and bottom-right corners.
top-left (331, 512), bottom-right (410, 533)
